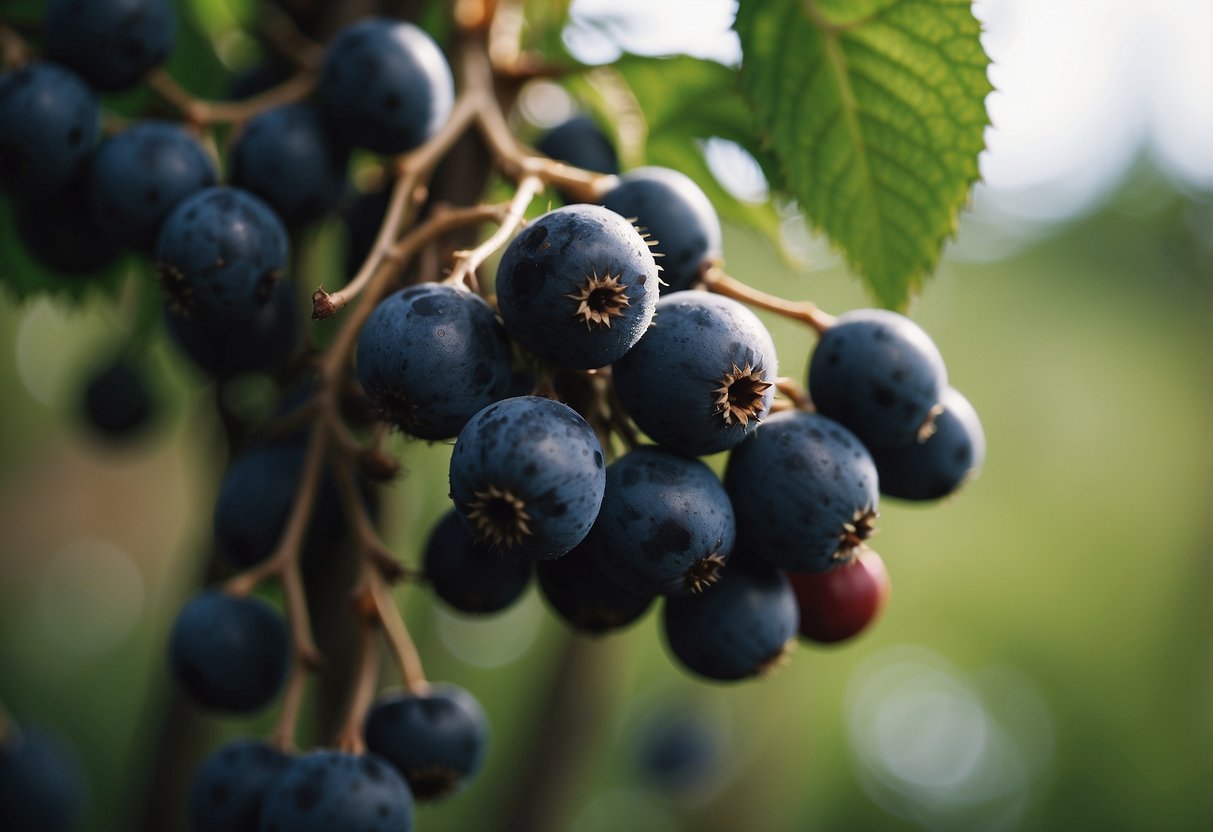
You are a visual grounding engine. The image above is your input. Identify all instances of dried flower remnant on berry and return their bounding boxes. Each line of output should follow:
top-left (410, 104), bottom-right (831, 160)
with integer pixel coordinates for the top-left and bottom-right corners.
top-left (566, 270), bottom-right (631, 329)
top-left (713, 363), bottom-right (773, 427)
top-left (466, 484), bottom-right (533, 549)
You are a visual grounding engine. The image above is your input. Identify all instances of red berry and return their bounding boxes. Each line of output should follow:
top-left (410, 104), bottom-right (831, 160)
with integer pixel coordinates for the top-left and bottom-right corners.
top-left (789, 549), bottom-right (890, 644)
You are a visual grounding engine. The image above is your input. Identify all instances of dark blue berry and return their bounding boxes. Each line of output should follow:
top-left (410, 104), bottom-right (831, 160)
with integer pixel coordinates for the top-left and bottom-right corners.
top-left (319, 18), bottom-right (454, 154)
top-left (808, 308), bottom-right (948, 449)
top-left (356, 284), bottom-right (514, 439)
top-left (662, 562), bottom-right (797, 682)
top-left (725, 411), bottom-right (879, 573)
top-left (213, 441), bottom-right (353, 569)
top-left (0, 62), bottom-right (99, 196)
top-left (168, 590), bottom-right (290, 714)
top-left (87, 120), bottom-right (217, 250)
top-left (423, 509), bottom-right (532, 614)
top-left (0, 723), bottom-right (88, 832)
top-left (536, 538), bottom-right (654, 634)
top-left (589, 447), bottom-right (735, 596)
top-left (189, 740), bottom-right (289, 832)
top-left (613, 292), bottom-right (777, 456)
top-left (44, 0), bottom-right (175, 91)
top-left (449, 396), bottom-right (606, 560)
top-left (600, 166), bottom-right (722, 293)
top-left (80, 356), bottom-right (154, 439)
top-left (257, 751), bottom-right (414, 832)
top-left (154, 186), bottom-right (290, 323)
top-left (365, 684), bottom-right (488, 799)
top-left (165, 274), bottom-right (300, 378)
top-left (635, 709), bottom-right (722, 795)
top-left (15, 171), bottom-right (120, 274)
top-left (495, 204), bottom-right (659, 369)
top-left (536, 115), bottom-right (618, 174)
top-left (873, 387), bottom-right (985, 501)
top-left (230, 104), bottom-right (349, 228)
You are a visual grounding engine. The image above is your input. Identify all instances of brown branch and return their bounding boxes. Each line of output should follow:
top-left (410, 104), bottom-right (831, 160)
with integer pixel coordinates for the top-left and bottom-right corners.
top-left (775, 377), bottom-right (814, 411)
top-left (145, 68), bottom-right (316, 127)
top-left (0, 22), bottom-right (32, 68)
top-left (257, 1), bottom-right (325, 68)
top-left (444, 173), bottom-right (543, 288)
top-left (701, 266), bottom-right (836, 335)
top-left (332, 585), bottom-right (382, 755)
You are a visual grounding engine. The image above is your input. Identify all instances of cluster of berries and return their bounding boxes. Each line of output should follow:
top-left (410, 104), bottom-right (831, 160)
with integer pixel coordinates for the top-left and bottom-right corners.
top-left (0, 3), bottom-right (984, 831)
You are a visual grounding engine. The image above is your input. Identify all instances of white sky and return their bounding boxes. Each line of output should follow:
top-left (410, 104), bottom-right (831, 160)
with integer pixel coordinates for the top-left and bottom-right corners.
top-left (565, 0), bottom-right (1213, 226)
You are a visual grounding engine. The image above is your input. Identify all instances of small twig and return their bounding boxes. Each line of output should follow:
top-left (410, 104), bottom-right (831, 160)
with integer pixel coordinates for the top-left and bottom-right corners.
top-left (444, 173), bottom-right (543, 288)
top-left (329, 452), bottom-right (406, 583)
top-left (269, 662), bottom-right (310, 752)
top-left (314, 93), bottom-right (484, 319)
top-left (257, 2), bottom-right (325, 68)
top-left (701, 266), bottom-right (836, 335)
top-left (0, 22), bottom-right (32, 68)
top-left (145, 67), bottom-right (316, 127)
top-left (332, 584), bottom-right (382, 755)
top-left (775, 377), bottom-right (814, 411)
top-left (369, 569), bottom-right (427, 694)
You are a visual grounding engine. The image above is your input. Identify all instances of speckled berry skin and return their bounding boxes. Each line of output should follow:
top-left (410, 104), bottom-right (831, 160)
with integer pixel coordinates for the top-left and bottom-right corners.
top-left (357, 284), bottom-right (514, 440)
top-left (168, 590), bottom-right (290, 714)
top-left (662, 562), bottom-right (798, 682)
top-left (808, 308), bottom-right (948, 449)
top-left (537, 538), bottom-right (654, 634)
top-left (589, 447), bottom-right (735, 596)
top-left (873, 387), bottom-right (985, 500)
top-left (154, 186), bottom-right (289, 323)
top-left (189, 740), bottom-right (289, 832)
top-left (423, 509), bottom-right (532, 614)
top-left (495, 204), bottom-right (659, 369)
top-left (613, 292), bottom-right (778, 456)
top-left (0, 723), bottom-right (87, 832)
top-left (230, 104), bottom-right (349, 228)
top-left (87, 120), bottom-right (218, 249)
top-left (0, 62), bottom-right (99, 196)
top-left (318, 18), bottom-right (454, 154)
top-left (600, 167), bottom-right (722, 293)
top-left (257, 751), bottom-right (414, 832)
top-left (365, 684), bottom-right (488, 799)
top-left (166, 275), bottom-right (300, 378)
top-left (449, 396), bottom-right (606, 560)
top-left (44, 0), bottom-right (175, 91)
top-left (725, 411), bottom-right (879, 573)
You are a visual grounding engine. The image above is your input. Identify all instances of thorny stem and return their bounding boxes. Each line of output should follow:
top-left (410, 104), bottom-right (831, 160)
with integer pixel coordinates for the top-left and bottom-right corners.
top-left (145, 68), bottom-right (316, 127)
top-left (702, 266), bottom-right (837, 335)
top-left (445, 173), bottom-right (543, 288)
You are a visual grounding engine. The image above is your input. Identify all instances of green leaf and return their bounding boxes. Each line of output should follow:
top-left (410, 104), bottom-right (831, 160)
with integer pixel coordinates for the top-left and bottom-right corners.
top-left (566, 55), bottom-right (791, 258)
top-left (735, 0), bottom-right (991, 308)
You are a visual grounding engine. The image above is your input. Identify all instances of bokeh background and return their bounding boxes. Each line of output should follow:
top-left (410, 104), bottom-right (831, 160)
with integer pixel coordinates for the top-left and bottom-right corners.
top-left (1, 0), bottom-right (1210, 830)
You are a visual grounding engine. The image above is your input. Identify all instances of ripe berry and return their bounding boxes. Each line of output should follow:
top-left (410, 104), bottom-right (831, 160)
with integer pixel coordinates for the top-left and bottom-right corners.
top-left (872, 387), bottom-right (986, 501)
top-left (15, 172), bottom-right (120, 275)
top-left (789, 548), bottom-right (890, 644)
top-left (0, 62), bottom-right (99, 196)
top-left (536, 539), bottom-right (654, 634)
top-left (423, 508), bottom-right (532, 614)
top-left (365, 684), bottom-right (489, 799)
top-left (613, 292), bottom-right (778, 456)
top-left (154, 186), bottom-right (290, 323)
top-left (87, 120), bottom-right (218, 250)
top-left (589, 447), bottom-right (735, 596)
top-left (168, 590), bottom-right (290, 714)
top-left (449, 396), bottom-right (606, 560)
top-left (80, 356), bottom-right (154, 439)
top-left (356, 284), bottom-right (514, 440)
top-left (537, 115), bottom-right (619, 175)
top-left (662, 562), bottom-right (798, 682)
top-left (44, 0), bottom-right (175, 91)
top-left (725, 410), bottom-right (879, 573)
top-left (189, 740), bottom-right (289, 832)
top-left (165, 274), bottom-right (300, 378)
top-left (319, 18), bottom-right (454, 154)
top-left (0, 723), bottom-right (88, 832)
top-left (808, 308), bottom-right (948, 449)
top-left (635, 709), bottom-right (722, 795)
top-left (230, 103), bottom-right (349, 228)
top-left (600, 166), bottom-right (722, 293)
top-left (257, 751), bottom-right (414, 832)
top-left (495, 204), bottom-right (659, 369)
